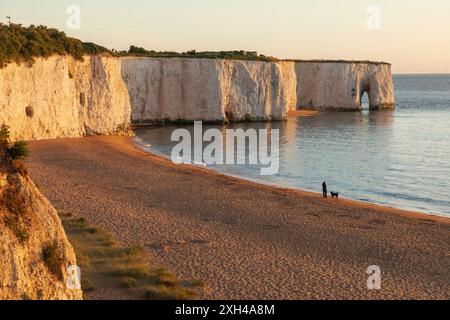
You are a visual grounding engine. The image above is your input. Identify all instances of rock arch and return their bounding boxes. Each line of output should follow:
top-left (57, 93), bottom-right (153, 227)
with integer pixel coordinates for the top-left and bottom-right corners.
top-left (360, 90), bottom-right (370, 109)
top-left (295, 61), bottom-right (396, 111)
top-left (358, 77), bottom-right (372, 110)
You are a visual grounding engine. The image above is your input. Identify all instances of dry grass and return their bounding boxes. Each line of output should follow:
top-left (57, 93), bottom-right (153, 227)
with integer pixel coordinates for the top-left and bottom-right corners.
top-left (1, 174), bottom-right (30, 244)
top-left (4, 213), bottom-right (29, 243)
top-left (11, 160), bottom-right (28, 176)
top-left (59, 212), bottom-right (203, 300)
top-left (42, 241), bottom-right (65, 281)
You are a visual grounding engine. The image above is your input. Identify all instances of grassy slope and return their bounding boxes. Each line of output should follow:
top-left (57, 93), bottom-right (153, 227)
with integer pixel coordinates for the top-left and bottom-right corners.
top-left (59, 212), bottom-right (204, 300)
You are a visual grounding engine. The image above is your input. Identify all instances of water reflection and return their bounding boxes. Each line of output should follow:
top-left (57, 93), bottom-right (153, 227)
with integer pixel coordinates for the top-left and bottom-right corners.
top-left (134, 76), bottom-right (450, 217)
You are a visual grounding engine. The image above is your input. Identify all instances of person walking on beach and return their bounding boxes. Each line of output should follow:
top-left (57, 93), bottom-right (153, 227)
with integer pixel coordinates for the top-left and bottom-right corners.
top-left (322, 181), bottom-right (328, 198)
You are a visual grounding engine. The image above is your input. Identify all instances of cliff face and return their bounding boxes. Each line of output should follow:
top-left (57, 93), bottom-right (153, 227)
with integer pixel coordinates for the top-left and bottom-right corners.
top-left (295, 62), bottom-right (395, 111)
top-left (122, 58), bottom-right (395, 122)
top-left (121, 57), bottom-right (298, 123)
top-left (0, 55), bottom-right (131, 141)
top-left (0, 171), bottom-right (82, 300)
top-left (0, 56), bottom-right (396, 136)
top-left (218, 60), bottom-right (297, 121)
top-left (121, 58), bottom-right (223, 122)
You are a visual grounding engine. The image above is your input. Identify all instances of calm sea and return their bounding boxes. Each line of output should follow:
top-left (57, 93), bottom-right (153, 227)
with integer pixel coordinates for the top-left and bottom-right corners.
top-left (135, 75), bottom-right (450, 217)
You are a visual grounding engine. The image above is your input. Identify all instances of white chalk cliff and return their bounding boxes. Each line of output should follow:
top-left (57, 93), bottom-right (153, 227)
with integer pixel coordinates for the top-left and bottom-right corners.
top-left (121, 57), bottom-right (297, 123)
top-left (0, 55), bottom-right (131, 141)
top-left (0, 55), bottom-right (396, 140)
top-left (295, 61), bottom-right (395, 110)
top-left (122, 58), bottom-right (395, 123)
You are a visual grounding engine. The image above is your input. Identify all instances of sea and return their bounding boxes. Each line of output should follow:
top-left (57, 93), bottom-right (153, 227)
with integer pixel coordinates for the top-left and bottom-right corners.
top-left (134, 75), bottom-right (450, 217)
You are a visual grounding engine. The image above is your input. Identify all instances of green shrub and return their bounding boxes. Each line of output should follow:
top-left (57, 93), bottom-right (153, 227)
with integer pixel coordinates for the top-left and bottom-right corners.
top-left (0, 124), bottom-right (29, 172)
top-left (0, 23), bottom-right (111, 68)
top-left (9, 141), bottom-right (29, 160)
top-left (82, 42), bottom-right (111, 55)
top-left (122, 45), bottom-right (278, 62)
top-left (0, 23), bottom-right (275, 67)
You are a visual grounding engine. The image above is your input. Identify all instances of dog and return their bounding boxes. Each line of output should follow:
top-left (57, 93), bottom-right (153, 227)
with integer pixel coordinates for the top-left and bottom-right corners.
top-left (331, 192), bottom-right (339, 200)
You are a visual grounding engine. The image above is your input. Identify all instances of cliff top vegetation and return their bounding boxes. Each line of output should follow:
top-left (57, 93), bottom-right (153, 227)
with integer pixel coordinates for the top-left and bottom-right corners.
top-left (0, 23), bottom-right (277, 67)
top-left (288, 59), bottom-right (391, 66)
top-left (0, 23), bottom-right (389, 67)
top-left (0, 23), bottom-right (111, 68)
top-left (119, 46), bottom-right (279, 62)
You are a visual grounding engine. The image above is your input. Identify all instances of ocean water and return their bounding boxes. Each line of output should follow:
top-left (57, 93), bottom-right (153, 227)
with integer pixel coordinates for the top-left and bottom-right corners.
top-left (135, 75), bottom-right (450, 217)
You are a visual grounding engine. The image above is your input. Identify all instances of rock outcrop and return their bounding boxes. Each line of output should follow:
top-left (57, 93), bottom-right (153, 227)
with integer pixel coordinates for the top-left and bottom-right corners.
top-left (295, 61), bottom-right (395, 111)
top-left (0, 55), bottom-right (131, 141)
top-left (121, 57), bottom-right (297, 123)
top-left (0, 171), bottom-right (82, 300)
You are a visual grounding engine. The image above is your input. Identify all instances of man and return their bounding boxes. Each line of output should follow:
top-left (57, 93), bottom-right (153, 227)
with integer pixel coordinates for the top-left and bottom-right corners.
top-left (322, 181), bottom-right (328, 198)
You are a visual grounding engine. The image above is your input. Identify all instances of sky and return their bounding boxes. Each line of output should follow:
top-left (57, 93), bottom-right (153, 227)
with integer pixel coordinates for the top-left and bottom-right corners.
top-left (1, 0), bottom-right (450, 74)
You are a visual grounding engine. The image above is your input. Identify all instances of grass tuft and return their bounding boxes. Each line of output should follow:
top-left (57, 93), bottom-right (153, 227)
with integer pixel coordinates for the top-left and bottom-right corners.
top-left (9, 141), bottom-right (29, 160)
top-left (144, 286), bottom-right (197, 301)
top-left (42, 241), bottom-right (65, 280)
top-left (119, 277), bottom-right (138, 288)
top-left (4, 214), bottom-right (29, 243)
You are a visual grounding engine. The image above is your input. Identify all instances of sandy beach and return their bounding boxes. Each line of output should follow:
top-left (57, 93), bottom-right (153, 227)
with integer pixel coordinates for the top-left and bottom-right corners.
top-left (27, 136), bottom-right (449, 300)
top-left (288, 109), bottom-right (320, 117)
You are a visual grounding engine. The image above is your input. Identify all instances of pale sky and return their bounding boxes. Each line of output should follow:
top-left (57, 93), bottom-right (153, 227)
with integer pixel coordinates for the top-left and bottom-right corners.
top-left (1, 0), bottom-right (450, 73)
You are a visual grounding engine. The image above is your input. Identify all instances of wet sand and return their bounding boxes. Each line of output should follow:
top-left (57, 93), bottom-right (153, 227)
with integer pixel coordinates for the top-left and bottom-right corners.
top-left (27, 136), bottom-right (449, 300)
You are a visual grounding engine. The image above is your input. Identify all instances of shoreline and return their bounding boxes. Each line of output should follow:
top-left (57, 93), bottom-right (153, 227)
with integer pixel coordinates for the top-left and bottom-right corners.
top-left (27, 136), bottom-right (450, 299)
top-left (133, 137), bottom-right (449, 224)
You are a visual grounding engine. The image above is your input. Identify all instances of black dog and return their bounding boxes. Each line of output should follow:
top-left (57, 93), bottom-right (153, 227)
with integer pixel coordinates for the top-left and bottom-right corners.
top-left (331, 192), bottom-right (339, 200)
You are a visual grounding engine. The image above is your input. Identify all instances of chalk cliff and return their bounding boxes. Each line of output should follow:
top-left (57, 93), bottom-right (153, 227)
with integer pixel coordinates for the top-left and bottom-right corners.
top-left (0, 171), bottom-right (82, 300)
top-left (122, 58), bottom-right (395, 122)
top-left (0, 55), bottom-right (131, 141)
top-left (121, 57), bottom-right (297, 123)
top-left (219, 60), bottom-right (297, 121)
top-left (0, 56), bottom-right (396, 139)
top-left (295, 61), bottom-right (395, 111)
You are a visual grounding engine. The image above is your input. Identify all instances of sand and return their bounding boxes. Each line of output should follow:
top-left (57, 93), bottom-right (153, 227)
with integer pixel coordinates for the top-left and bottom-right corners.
top-left (27, 136), bottom-right (449, 300)
top-left (288, 109), bottom-right (320, 117)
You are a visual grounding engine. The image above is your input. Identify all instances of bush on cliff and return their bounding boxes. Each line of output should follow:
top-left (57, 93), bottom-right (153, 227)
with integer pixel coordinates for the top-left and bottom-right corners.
top-left (8, 141), bottom-right (29, 160)
top-left (0, 124), bottom-right (30, 163)
top-left (0, 24), bottom-right (111, 68)
top-left (42, 241), bottom-right (65, 281)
